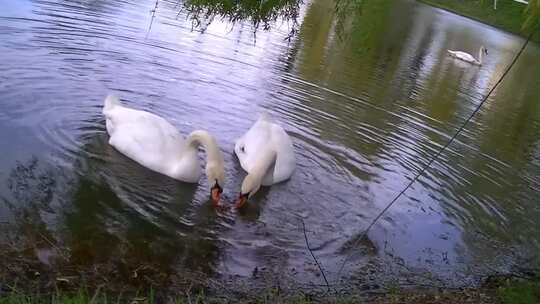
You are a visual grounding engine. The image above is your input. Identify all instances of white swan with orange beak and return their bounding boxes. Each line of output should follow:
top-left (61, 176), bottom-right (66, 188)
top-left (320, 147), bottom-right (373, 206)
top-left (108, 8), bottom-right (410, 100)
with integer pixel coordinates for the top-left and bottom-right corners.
top-left (103, 95), bottom-right (225, 205)
top-left (233, 113), bottom-right (295, 208)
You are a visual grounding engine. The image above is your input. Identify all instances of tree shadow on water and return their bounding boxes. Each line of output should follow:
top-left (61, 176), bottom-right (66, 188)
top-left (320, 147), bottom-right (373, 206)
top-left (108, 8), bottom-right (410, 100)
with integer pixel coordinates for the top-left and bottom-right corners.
top-left (0, 132), bottom-right (230, 293)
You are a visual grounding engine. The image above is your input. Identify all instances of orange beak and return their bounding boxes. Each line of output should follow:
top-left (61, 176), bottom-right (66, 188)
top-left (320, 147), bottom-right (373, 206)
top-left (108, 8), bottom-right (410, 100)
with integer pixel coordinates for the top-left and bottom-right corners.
top-left (235, 192), bottom-right (249, 209)
top-left (211, 188), bottom-right (221, 206)
top-left (210, 182), bottom-right (223, 206)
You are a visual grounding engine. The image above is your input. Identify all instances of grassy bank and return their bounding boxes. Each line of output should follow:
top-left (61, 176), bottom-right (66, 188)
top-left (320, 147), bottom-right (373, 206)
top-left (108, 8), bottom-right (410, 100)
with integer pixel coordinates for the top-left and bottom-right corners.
top-left (1, 228), bottom-right (539, 303)
top-left (1, 280), bottom-right (539, 303)
top-left (417, 0), bottom-right (539, 42)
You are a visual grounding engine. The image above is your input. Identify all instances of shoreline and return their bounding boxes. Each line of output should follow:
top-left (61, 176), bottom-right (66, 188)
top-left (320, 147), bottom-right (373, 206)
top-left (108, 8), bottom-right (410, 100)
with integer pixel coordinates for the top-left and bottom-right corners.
top-left (417, 0), bottom-right (539, 43)
top-left (1, 277), bottom-right (539, 303)
top-left (1, 234), bottom-right (539, 303)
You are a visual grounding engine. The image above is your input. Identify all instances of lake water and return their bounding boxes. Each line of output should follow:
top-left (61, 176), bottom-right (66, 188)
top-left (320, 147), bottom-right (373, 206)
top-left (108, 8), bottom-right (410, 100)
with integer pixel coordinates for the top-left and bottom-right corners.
top-left (1, 0), bottom-right (540, 289)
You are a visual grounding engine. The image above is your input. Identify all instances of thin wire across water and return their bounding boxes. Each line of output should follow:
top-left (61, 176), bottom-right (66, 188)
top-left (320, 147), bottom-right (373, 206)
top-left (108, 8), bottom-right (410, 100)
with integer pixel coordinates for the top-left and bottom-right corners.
top-left (334, 25), bottom-right (539, 282)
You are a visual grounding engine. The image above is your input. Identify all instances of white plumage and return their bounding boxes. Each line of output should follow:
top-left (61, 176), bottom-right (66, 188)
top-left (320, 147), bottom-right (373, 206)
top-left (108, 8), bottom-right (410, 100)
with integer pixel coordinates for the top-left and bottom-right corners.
top-left (447, 45), bottom-right (487, 66)
top-left (102, 95), bottom-right (225, 187)
top-left (233, 113), bottom-right (295, 205)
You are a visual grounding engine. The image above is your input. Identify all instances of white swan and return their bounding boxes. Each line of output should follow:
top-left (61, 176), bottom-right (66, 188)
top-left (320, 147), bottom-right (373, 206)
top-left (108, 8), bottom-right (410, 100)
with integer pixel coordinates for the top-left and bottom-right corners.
top-left (447, 45), bottom-right (488, 66)
top-left (102, 95), bottom-right (225, 205)
top-left (233, 113), bottom-right (295, 208)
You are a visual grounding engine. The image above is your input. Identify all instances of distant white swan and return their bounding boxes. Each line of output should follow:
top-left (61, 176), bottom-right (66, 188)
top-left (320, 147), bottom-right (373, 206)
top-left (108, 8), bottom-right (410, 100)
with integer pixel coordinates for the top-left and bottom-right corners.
top-left (102, 95), bottom-right (225, 205)
top-left (233, 113), bottom-right (295, 208)
top-left (447, 45), bottom-right (488, 66)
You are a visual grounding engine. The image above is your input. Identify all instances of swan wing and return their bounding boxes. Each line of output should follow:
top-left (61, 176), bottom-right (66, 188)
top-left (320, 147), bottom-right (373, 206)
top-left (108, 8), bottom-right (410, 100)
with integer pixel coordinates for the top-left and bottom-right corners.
top-left (263, 123), bottom-right (295, 185)
top-left (448, 50), bottom-right (476, 63)
top-left (105, 105), bottom-right (186, 175)
top-left (234, 115), bottom-right (271, 172)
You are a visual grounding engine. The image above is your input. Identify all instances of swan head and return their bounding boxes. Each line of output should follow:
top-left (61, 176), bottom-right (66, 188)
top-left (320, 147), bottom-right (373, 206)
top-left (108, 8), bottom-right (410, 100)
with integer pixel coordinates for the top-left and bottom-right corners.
top-left (235, 173), bottom-right (261, 209)
top-left (206, 162), bottom-right (225, 206)
top-left (482, 46), bottom-right (488, 55)
top-left (234, 147), bottom-right (276, 209)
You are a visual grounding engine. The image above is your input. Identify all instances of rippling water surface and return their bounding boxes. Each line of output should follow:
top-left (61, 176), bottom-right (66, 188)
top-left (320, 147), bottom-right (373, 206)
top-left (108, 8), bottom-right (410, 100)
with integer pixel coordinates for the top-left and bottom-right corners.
top-left (1, 0), bottom-right (540, 287)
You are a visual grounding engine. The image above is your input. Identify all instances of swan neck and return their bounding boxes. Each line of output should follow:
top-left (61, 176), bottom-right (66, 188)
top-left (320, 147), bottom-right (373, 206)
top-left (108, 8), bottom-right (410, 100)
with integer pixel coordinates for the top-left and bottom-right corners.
top-left (251, 148), bottom-right (277, 179)
top-left (240, 147), bottom-right (277, 195)
top-left (478, 47), bottom-right (484, 64)
top-left (187, 130), bottom-right (223, 166)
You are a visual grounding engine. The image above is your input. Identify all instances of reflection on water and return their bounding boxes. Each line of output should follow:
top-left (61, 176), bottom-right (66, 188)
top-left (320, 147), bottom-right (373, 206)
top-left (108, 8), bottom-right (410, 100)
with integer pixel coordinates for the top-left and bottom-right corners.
top-left (183, 0), bottom-right (301, 34)
top-left (1, 0), bottom-right (540, 288)
top-left (5, 144), bottom-right (227, 277)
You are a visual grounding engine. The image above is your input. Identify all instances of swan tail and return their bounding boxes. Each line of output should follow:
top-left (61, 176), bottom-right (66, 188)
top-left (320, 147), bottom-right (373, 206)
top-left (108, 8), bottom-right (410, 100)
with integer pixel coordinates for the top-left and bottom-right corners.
top-left (103, 94), bottom-right (121, 114)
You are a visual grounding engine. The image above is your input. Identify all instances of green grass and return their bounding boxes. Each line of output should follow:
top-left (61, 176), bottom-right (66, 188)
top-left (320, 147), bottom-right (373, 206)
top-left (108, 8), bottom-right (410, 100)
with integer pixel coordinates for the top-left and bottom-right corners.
top-left (0, 291), bottom-right (121, 304)
top-left (497, 281), bottom-right (540, 304)
top-left (0, 291), bottom-right (314, 304)
top-left (418, 0), bottom-right (539, 42)
top-left (1, 280), bottom-right (538, 304)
